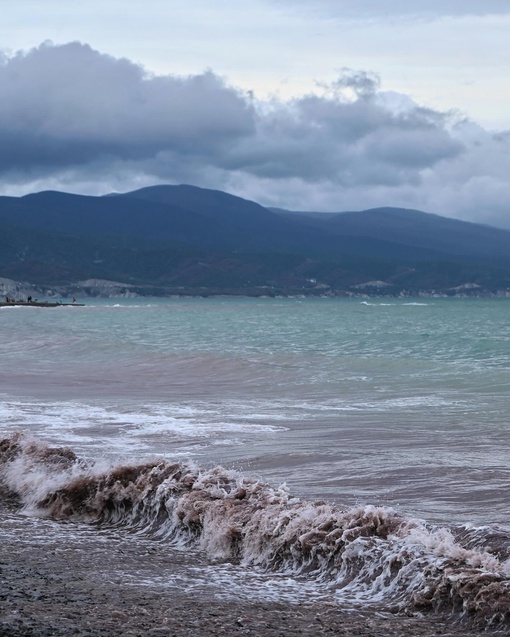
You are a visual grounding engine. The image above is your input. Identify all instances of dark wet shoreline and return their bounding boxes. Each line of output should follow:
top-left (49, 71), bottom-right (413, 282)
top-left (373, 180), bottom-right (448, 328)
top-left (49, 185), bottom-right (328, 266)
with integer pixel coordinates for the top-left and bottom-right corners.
top-left (0, 507), bottom-right (507, 637)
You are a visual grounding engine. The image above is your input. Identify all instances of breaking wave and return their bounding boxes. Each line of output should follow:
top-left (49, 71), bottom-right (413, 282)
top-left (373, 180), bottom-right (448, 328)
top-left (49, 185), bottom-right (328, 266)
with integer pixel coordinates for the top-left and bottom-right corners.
top-left (2, 433), bottom-right (510, 626)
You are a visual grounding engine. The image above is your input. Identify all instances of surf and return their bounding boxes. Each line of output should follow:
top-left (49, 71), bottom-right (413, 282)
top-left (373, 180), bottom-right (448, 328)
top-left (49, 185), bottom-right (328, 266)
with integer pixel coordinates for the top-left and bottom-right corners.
top-left (2, 432), bottom-right (509, 628)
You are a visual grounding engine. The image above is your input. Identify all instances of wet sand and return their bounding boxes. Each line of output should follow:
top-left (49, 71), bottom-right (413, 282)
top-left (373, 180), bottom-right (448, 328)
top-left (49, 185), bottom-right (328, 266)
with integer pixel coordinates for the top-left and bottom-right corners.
top-left (1, 507), bottom-right (507, 637)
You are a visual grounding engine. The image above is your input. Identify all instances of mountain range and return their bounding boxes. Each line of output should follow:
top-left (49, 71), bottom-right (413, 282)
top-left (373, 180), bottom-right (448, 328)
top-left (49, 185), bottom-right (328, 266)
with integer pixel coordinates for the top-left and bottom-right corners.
top-left (0, 184), bottom-right (509, 297)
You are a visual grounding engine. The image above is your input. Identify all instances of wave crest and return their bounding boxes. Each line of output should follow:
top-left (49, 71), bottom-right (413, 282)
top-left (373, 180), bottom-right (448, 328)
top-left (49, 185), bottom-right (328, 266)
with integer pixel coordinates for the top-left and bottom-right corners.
top-left (1, 433), bottom-right (509, 625)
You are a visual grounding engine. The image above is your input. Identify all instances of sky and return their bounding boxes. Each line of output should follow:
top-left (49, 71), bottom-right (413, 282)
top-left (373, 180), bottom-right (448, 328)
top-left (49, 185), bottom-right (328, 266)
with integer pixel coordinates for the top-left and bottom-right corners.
top-left (1, 0), bottom-right (510, 227)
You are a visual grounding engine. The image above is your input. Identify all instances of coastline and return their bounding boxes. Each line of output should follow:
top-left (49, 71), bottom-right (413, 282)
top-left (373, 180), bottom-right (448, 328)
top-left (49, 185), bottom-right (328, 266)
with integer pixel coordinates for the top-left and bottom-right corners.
top-left (1, 506), bottom-right (505, 637)
top-left (3, 275), bottom-right (510, 302)
top-left (0, 301), bottom-right (84, 308)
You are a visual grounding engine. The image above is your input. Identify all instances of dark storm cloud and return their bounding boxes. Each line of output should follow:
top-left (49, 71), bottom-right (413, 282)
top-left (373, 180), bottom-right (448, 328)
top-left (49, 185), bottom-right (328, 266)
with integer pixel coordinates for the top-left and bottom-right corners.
top-left (0, 43), bottom-right (463, 186)
top-left (2, 42), bottom-right (510, 228)
top-left (222, 81), bottom-right (462, 187)
top-left (0, 42), bottom-right (254, 170)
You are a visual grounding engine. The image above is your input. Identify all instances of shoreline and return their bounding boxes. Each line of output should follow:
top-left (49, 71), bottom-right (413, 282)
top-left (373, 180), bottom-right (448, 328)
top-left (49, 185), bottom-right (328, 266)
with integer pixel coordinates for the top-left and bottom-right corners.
top-left (0, 505), bottom-right (507, 637)
top-left (3, 275), bottom-right (510, 303)
top-left (0, 301), bottom-right (84, 308)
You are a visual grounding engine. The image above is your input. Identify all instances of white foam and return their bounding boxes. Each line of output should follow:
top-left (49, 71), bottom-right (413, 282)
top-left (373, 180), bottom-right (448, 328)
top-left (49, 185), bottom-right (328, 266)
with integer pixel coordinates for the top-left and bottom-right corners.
top-left (126, 563), bottom-right (332, 604)
top-left (360, 301), bottom-right (430, 307)
top-left (2, 434), bottom-right (510, 621)
top-left (0, 398), bottom-right (288, 457)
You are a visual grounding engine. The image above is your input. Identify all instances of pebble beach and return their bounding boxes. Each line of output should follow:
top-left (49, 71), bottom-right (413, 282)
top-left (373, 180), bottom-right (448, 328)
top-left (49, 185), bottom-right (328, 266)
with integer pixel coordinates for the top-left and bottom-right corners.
top-left (1, 503), bottom-right (507, 637)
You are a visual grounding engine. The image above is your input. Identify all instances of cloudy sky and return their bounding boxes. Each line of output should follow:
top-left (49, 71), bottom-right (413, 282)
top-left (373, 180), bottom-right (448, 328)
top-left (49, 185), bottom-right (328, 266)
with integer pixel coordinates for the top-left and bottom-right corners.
top-left (1, 0), bottom-right (510, 227)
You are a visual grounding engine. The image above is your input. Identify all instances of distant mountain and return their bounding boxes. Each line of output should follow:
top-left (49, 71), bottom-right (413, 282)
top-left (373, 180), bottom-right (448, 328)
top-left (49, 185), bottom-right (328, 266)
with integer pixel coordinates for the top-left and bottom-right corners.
top-left (1, 184), bottom-right (510, 296)
top-left (272, 206), bottom-right (510, 265)
top-left (0, 185), bottom-right (456, 260)
top-left (113, 186), bottom-right (450, 260)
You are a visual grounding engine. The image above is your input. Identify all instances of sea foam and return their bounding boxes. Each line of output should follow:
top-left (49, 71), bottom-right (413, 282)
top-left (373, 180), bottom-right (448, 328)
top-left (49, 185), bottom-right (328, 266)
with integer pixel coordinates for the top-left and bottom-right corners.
top-left (1, 432), bottom-right (509, 626)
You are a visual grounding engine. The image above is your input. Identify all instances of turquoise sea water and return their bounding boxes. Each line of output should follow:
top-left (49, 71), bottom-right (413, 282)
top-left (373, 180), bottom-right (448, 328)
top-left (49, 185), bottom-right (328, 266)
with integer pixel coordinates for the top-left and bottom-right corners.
top-left (1, 296), bottom-right (509, 526)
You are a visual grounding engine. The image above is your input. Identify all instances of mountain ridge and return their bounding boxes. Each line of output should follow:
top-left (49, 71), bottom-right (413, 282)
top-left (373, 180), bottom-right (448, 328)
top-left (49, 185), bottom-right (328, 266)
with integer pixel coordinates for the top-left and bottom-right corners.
top-left (1, 184), bottom-right (509, 297)
top-left (271, 205), bottom-right (510, 264)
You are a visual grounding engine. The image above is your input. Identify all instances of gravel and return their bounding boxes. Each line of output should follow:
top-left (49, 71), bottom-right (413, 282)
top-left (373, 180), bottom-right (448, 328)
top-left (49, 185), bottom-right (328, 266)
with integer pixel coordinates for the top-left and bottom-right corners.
top-left (0, 507), bottom-right (507, 637)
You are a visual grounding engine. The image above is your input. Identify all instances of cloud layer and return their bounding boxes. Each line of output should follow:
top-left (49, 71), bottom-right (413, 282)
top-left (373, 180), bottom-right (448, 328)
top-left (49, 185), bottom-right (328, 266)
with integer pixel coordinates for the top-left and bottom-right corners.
top-left (270, 0), bottom-right (510, 18)
top-left (1, 42), bottom-right (509, 228)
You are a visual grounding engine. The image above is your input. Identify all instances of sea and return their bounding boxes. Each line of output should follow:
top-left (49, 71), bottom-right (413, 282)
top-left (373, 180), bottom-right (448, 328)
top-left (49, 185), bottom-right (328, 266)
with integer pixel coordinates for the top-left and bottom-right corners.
top-left (1, 296), bottom-right (510, 626)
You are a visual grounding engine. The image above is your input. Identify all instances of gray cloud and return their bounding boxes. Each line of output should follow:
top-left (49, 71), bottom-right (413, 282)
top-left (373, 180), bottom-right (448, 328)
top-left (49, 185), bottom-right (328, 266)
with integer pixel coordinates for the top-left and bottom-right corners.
top-left (1, 42), bottom-right (510, 229)
top-left (327, 69), bottom-right (380, 98)
top-left (0, 43), bottom-right (461, 181)
top-left (223, 93), bottom-right (462, 187)
top-left (0, 42), bottom-right (254, 171)
top-left (268, 0), bottom-right (510, 19)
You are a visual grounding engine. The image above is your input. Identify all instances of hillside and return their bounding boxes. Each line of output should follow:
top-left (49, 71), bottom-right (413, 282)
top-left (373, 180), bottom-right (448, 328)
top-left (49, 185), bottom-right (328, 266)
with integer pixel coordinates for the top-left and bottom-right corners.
top-left (273, 206), bottom-right (510, 265)
top-left (1, 185), bottom-right (510, 297)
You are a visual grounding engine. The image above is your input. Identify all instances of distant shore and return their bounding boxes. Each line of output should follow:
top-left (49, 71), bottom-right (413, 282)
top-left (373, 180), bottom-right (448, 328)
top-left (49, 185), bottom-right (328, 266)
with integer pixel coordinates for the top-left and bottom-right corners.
top-left (0, 301), bottom-right (84, 308)
top-left (2, 274), bottom-right (510, 302)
